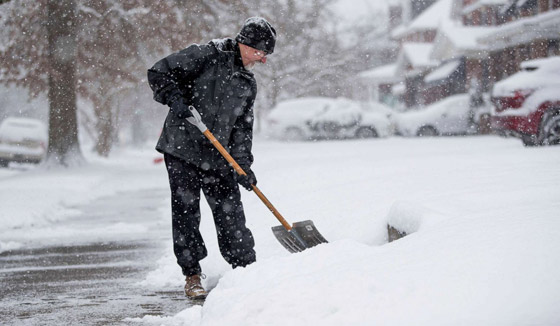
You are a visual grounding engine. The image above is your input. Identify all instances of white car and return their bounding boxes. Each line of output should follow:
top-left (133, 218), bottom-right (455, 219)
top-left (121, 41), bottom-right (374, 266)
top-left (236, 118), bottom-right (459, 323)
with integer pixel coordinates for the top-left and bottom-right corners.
top-left (0, 117), bottom-right (47, 167)
top-left (264, 97), bottom-right (393, 141)
top-left (263, 97), bottom-right (331, 141)
top-left (395, 94), bottom-right (478, 137)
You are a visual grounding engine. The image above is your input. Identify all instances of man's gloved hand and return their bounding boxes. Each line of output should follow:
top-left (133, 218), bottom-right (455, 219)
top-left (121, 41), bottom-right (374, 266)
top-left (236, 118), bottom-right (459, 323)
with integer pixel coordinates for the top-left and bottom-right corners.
top-left (170, 97), bottom-right (193, 119)
top-left (236, 166), bottom-right (257, 191)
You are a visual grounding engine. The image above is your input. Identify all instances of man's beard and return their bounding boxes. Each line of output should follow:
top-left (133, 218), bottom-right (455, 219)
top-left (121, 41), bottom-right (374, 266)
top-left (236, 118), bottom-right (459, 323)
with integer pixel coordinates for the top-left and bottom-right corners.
top-left (244, 62), bottom-right (256, 70)
top-left (245, 61), bottom-right (264, 71)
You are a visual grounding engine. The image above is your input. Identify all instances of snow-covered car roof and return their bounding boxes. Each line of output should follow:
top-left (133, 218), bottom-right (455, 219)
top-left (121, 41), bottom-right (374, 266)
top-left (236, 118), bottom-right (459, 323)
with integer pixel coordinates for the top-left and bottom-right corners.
top-left (267, 97), bottom-right (332, 123)
top-left (398, 94), bottom-right (470, 119)
top-left (309, 98), bottom-right (363, 125)
top-left (0, 117), bottom-right (47, 143)
top-left (493, 56), bottom-right (560, 97)
top-left (395, 94), bottom-right (472, 135)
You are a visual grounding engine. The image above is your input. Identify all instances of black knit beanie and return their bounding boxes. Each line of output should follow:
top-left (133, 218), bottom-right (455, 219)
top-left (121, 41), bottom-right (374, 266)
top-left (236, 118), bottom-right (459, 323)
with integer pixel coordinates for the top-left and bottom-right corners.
top-left (235, 17), bottom-right (276, 54)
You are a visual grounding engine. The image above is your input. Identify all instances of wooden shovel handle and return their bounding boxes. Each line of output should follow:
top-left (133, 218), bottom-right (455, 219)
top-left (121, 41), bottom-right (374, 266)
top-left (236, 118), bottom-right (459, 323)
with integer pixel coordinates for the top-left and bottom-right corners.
top-left (202, 130), bottom-right (292, 231)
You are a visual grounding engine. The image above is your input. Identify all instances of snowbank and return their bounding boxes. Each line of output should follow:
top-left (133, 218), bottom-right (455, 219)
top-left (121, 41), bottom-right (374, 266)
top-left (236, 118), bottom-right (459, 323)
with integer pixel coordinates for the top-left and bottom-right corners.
top-left (133, 214), bottom-right (560, 325)
top-left (128, 137), bottom-right (560, 326)
top-left (2, 137), bottom-right (559, 325)
top-left (0, 147), bottom-right (167, 251)
top-left (386, 200), bottom-right (449, 235)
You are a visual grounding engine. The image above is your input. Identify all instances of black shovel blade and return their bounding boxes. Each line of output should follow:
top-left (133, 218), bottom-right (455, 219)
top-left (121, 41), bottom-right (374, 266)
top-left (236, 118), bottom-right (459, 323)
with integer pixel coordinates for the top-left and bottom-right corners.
top-left (271, 220), bottom-right (328, 253)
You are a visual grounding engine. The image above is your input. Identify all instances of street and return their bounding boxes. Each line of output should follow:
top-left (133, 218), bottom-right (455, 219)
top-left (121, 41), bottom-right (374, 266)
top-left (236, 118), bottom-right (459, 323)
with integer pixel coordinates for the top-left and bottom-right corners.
top-left (0, 188), bottom-right (192, 325)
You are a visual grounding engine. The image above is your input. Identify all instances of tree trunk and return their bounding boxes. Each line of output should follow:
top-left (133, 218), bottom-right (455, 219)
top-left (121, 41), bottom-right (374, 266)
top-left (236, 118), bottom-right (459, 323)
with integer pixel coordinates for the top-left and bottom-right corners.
top-left (94, 101), bottom-right (113, 157)
top-left (46, 0), bottom-right (83, 166)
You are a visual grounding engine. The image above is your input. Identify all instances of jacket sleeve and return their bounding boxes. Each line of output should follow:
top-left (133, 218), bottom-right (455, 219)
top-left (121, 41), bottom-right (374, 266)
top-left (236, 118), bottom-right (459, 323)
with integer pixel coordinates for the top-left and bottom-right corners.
top-left (147, 44), bottom-right (213, 106)
top-left (229, 95), bottom-right (256, 168)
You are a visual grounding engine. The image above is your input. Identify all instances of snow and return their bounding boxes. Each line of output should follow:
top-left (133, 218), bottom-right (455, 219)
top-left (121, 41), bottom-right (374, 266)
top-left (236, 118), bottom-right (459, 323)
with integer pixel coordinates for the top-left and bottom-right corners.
top-left (0, 117), bottom-right (47, 143)
top-left (2, 135), bottom-right (559, 325)
top-left (408, 0), bottom-right (454, 31)
top-left (438, 19), bottom-right (497, 51)
top-left (402, 43), bottom-right (439, 68)
top-left (394, 93), bottom-right (474, 136)
top-left (492, 57), bottom-right (560, 98)
top-left (424, 59), bottom-right (460, 83)
top-left (492, 56), bottom-right (560, 116)
top-left (133, 137), bottom-right (560, 325)
top-left (0, 148), bottom-right (167, 233)
top-left (358, 63), bottom-right (399, 82)
top-left (478, 8), bottom-right (560, 48)
top-left (393, 0), bottom-right (454, 38)
top-left (386, 200), bottom-right (449, 235)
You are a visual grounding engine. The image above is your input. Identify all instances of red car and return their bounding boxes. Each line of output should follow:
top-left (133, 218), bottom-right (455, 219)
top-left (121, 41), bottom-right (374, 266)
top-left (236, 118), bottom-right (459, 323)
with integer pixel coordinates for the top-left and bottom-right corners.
top-left (490, 56), bottom-right (560, 146)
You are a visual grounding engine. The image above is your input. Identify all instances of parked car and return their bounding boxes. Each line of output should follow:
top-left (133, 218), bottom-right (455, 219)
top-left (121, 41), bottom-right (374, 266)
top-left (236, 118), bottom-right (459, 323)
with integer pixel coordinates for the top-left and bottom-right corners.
top-left (395, 93), bottom-right (478, 137)
top-left (490, 56), bottom-right (560, 146)
top-left (264, 97), bottom-right (393, 141)
top-left (308, 98), bottom-right (393, 139)
top-left (264, 97), bottom-right (331, 141)
top-left (0, 117), bottom-right (47, 167)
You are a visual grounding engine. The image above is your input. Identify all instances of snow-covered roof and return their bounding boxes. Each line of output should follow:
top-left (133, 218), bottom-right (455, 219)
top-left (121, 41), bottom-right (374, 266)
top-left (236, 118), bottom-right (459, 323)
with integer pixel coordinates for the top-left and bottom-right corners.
top-left (390, 24), bottom-right (408, 39)
top-left (424, 59), bottom-right (461, 83)
top-left (516, 0), bottom-right (533, 7)
top-left (478, 9), bottom-right (560, 50)
top-left (393, 0), bottom-right (454, 38)
top-left (358, 63), bottom-right (400, 82)
top-left (462, 0), bottom-right (509, 14)
top-left (402, 43), bottom-right (439, 68)
top-left (392, 82), bottom-right (406, 94)
top-left (430, 19), bottom-right (498, 60)
top-left (394, 42), bottom-right (439, 78)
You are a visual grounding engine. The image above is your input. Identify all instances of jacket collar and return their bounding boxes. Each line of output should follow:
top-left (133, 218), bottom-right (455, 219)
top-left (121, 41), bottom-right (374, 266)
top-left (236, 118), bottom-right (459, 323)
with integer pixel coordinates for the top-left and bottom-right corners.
top-left (209, 38), bottom-right (254, 77)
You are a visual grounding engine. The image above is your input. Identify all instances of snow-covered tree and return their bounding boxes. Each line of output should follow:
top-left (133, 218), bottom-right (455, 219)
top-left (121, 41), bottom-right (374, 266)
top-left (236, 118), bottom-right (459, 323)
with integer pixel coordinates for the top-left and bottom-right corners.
top-left (1, 0), bottom-right (391, 154)
top-left (0, 0), bottom-right (82, 165)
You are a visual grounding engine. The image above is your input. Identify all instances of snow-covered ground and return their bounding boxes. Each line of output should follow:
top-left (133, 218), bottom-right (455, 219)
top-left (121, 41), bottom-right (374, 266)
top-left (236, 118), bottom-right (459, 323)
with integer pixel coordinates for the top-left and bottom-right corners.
top-left (1, 136), bottom-right (559, 325)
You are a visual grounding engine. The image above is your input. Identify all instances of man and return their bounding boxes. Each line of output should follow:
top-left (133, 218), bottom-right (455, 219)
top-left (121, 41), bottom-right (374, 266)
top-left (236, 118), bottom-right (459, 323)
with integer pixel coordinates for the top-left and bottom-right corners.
top-left (147, 17), bottom-right (276, 299)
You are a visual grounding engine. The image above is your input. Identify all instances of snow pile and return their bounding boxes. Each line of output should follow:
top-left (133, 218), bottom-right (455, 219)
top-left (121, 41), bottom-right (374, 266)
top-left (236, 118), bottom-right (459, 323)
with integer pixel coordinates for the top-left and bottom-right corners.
top-left (135, 214), bottom-right (560, 325)
top-left (386, 200), bottom-right (449, 235)
top-left (2, 137), bottom-right (560, 325)
top-left (0, 147), bottom-right (167, 249)
top-left (127, 137), bottom-right (560, 326)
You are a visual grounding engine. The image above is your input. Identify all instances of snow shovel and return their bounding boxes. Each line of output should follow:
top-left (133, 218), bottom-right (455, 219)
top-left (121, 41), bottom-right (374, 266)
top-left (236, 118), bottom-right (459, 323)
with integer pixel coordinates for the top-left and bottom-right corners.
top-left (186, 106), bottom-right (328, 253)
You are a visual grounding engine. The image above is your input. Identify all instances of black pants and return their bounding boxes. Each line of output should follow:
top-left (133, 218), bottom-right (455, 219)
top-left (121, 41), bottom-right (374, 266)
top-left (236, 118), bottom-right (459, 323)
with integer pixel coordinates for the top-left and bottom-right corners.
top-left (164, 154), bottom-right (256, 276)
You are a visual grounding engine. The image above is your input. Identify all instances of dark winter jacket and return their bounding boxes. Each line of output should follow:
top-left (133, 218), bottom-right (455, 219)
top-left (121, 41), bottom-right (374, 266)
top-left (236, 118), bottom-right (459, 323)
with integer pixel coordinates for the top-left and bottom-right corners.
top-left (147, 38), bottom-right (257, 170)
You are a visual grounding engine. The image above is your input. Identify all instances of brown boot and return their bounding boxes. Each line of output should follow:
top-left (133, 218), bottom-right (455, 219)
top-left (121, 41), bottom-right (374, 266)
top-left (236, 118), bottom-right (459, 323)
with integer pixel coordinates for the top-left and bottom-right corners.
top-left (184, 274), bottom-right (208, 299)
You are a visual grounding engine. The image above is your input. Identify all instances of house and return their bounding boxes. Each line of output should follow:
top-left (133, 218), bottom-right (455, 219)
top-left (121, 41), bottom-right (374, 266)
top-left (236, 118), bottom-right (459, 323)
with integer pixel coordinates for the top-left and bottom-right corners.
top-left (391, 0), bottom-right (456, 108)
top-left (428, 12), bottom-right (500, 97)
top-left (358, 63), bottom-right (400, 107)
top-left (478, 0), bottom-right (560, 84)
top-left (359, 0), bottom-right (559, 112)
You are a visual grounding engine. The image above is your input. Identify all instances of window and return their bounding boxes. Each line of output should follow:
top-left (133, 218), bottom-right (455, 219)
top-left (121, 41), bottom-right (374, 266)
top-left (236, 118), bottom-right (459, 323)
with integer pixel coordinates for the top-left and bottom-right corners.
top-left (548, 40), bottom-right (560, 56)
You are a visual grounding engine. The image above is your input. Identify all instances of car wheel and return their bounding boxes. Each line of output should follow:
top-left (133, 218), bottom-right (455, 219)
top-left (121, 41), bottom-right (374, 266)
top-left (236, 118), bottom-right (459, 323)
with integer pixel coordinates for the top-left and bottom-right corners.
top-left (416, 125), bottom-right (438, 137)
top-left (522, 135), bottom-right (539, 147)
top-left (355, 127), bottom-right (378, 139)
top-left (0, 159), bottom-right (9, 168)
top-left (283, 127), bottom-right (305, 141)
top-left (539, 108), bottom-right (560, 146)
